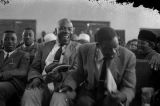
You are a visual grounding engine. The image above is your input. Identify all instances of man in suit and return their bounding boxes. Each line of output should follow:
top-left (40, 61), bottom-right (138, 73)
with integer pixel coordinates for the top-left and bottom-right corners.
top-left (17, 28), bottom-right (40, 64)
top-left (51, 27), bottom-right (136, 106)
top-left (21, 18), bottom-right (80, 106)
top-left (0, 30), bottom-right (29, 106)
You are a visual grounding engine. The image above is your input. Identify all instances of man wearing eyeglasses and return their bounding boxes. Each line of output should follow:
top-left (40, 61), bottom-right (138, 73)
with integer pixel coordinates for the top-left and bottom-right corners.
top-left (21, 18), bottom-right (80, 106)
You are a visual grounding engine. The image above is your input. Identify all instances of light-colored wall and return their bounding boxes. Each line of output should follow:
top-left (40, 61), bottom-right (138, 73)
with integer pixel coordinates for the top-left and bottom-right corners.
top-left (0, 0), bottom-right (160, 42)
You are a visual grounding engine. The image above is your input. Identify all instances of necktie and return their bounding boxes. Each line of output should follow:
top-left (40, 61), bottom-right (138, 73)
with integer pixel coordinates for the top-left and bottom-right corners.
top-left (4, 53), bottom-right (9, 62)
top-left (99, 58), bottom-right (107, 80)
top-left (96, 58), bottom-right (107, 101)
top-left (54, 46), bottom-right (63, 62)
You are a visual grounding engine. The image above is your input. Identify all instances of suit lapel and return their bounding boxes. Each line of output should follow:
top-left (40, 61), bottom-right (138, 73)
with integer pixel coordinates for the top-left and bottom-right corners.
top-left (63, 41), bottom-right (76, 64)
top-left (3, 50), bottom-right (19, 66)
top-left (109, 52), bottom-right (122, 84)
top-left (0, 51), bottom-right (5, 69)
top-left (43, 41), bottom-right (55, 60)
top-left (87, 44), bottom-right (99, 85)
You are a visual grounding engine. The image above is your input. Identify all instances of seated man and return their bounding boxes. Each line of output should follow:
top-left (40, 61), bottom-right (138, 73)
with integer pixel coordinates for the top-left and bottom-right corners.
top-left (51, 27), bottom-right (136, 106)
top-left (21, 18), bottom-right (80, 106)
top-left (17, 28), bottom-right (40, 64)
top-left (0, 30), bottom-right (29, 106)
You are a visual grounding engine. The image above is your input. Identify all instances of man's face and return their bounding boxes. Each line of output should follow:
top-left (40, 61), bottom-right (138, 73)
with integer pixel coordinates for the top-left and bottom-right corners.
top-left (23, 30), bottom-right (34, 46)
top-left (3, 33), bottom-right (17, 52)
top-left (98, 37), bottom-right (119, 60)
top-left (137, 39), bottom-right (151, 54)
top-left (57, 21), bottom-right (73, 45)
top-left (129, 41), bottom-right (137, 51)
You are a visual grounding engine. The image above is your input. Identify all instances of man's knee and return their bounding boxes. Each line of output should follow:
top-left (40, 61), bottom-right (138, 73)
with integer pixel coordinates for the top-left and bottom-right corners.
top-left (50, 92), bottom-right (69, 106)
top-left (0, 82), bottom-right (16, 100)
top-left (21, 88), bottom-right (43, 106)
top-left (76, 96), bottom-right (95, 106)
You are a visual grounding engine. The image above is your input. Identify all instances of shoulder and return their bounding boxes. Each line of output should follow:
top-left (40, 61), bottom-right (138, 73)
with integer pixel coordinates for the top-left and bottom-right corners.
top-left (16, 49), bottom-right (30, 57)
top-left (118, 46), bottom-right (136, 61)
top-left (79, 43), bottom-right (96, 53)
top-left (38, 40), bottom-right (56, 50)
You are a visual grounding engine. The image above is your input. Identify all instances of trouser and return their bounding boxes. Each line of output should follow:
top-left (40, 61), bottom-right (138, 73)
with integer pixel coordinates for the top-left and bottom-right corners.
top-left (0, 81), bottom-right (17, 106)
top-left (50, 88), bottom-right (123, 106)
top-left (21, 87), bottom-right (51, 106)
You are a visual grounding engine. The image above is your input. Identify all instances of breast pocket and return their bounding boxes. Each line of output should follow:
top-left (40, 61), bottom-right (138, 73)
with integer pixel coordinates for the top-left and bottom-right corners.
top-left (7, 58), bottom-right (17, 68)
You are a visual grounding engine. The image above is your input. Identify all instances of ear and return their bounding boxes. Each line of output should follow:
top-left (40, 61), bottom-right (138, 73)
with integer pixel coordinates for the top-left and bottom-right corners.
top-left (73, 27), bottom-right (75, 34)
top-left (54, 28), bottom-right (58, 36)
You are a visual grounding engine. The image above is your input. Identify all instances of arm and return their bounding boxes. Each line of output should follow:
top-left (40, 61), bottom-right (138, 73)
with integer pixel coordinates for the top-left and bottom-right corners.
top-left (0, 52), bottom-right (30, 80)
top-left (64, 45), bottom-right (86, 90)
top-left (28, 47), bottom-right (43, 82)
top-left (119, 53), bottom-right (136, 103)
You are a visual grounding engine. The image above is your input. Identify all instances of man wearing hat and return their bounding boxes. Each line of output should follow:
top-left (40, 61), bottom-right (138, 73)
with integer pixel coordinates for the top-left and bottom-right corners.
top-left (137, 29), bottom-right (160, 71)
top-left (51, 27), bottom-right (136, 106)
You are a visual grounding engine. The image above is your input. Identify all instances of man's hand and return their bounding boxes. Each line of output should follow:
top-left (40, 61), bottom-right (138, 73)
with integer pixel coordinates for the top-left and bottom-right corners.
top-left (109, 91), bottom-right (127, 104)
top-left (149, 53), bottom-right (160, 71)
top-left (28, 78), bottom-right (42, 89)
top-left (58, 85), bottom-right (76, 100)
top-left (45, 71), bottom-right (62, 83)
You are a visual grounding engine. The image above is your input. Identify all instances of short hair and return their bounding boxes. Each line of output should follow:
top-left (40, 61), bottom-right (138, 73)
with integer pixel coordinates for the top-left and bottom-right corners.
top-left (57, 18), bottom-right (73, 27)
top-left (22, 28), bottom-right (35, 37)
top-left (23, 28), bottom-right (34, 33)
top-left (95, 27), bottom-right (117, 43)
top-left (3, 30), bottom-right (16, 34)
top-left (126, 39), bottom-right (138, 45)
top-left (2, 30), bottom-right (16, 40)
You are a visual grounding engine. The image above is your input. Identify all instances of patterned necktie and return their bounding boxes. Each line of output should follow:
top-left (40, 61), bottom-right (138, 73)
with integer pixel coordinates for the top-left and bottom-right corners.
top-left (54, 46), bottom-right (63, 62)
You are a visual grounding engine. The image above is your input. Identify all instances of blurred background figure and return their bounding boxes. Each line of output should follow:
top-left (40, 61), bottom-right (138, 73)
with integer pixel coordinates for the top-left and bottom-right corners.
top-left (44, 33), bottom-right (57, 43)
top-left (70, 34), bottom-right (78, 41)
top-left (77, 33), bottom-right (90, 44)
top-left (37, 31), bottom-right (46, 44)
top-left (156, 36), bottom-right (160, 53)
top-left (17, 28), bottom-right (40, 64)
top-left (126, 39), bottom-right (138, 53)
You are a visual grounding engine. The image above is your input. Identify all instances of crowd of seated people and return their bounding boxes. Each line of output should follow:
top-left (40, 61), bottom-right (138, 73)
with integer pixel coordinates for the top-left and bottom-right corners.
top-left (1, 18), bottom-right (160, 106)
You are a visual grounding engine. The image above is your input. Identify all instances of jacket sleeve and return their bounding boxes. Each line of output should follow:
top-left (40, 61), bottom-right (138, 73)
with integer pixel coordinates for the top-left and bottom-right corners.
top-left (120, 53), bottom-right (136, 103)
top-left (27, 47), bottom-right (43, 82)
top-left (1, 52), bottom-right (30, 79)
top-left (64, 45), bottom-right (86, 90)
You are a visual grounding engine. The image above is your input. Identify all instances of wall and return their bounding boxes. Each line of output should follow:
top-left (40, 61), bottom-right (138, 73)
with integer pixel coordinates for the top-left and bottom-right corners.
top-left (0, 0), bottom-right (160, 42)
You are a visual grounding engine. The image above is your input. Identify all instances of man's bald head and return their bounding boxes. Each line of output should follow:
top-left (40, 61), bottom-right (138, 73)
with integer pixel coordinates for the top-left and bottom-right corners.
top-left (56, 18), bottom-right (73, 45)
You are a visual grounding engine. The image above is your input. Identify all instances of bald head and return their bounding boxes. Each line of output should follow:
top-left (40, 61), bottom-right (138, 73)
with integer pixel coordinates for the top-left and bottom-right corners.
top-left (57, 18), bottom-right (73, 45)
top-left (58, 18), bottom-right (73, 27)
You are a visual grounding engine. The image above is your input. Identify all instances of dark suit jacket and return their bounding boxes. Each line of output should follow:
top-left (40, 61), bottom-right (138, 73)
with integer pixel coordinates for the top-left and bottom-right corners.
top-left (64, 43), bottom-right (136, 104)
top-left (0, 49), bottom-right (30, 92)
top-left (17, 42), bottom-right (41, 64)
top-left (28, 40), bottom-right (80, 82)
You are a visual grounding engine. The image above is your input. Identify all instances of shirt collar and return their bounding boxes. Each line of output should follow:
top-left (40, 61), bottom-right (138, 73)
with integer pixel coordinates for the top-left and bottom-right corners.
top-left (3, 49), bottom-right (16, 56)
top-left (22, 42), bottom-right (34, 48)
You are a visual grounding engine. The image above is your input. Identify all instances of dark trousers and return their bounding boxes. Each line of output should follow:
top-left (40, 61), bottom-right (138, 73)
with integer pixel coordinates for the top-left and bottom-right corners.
top-left (75, 88), bottom-right (122, 106)
top-left (0, 81), bottom-right (17, 106)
